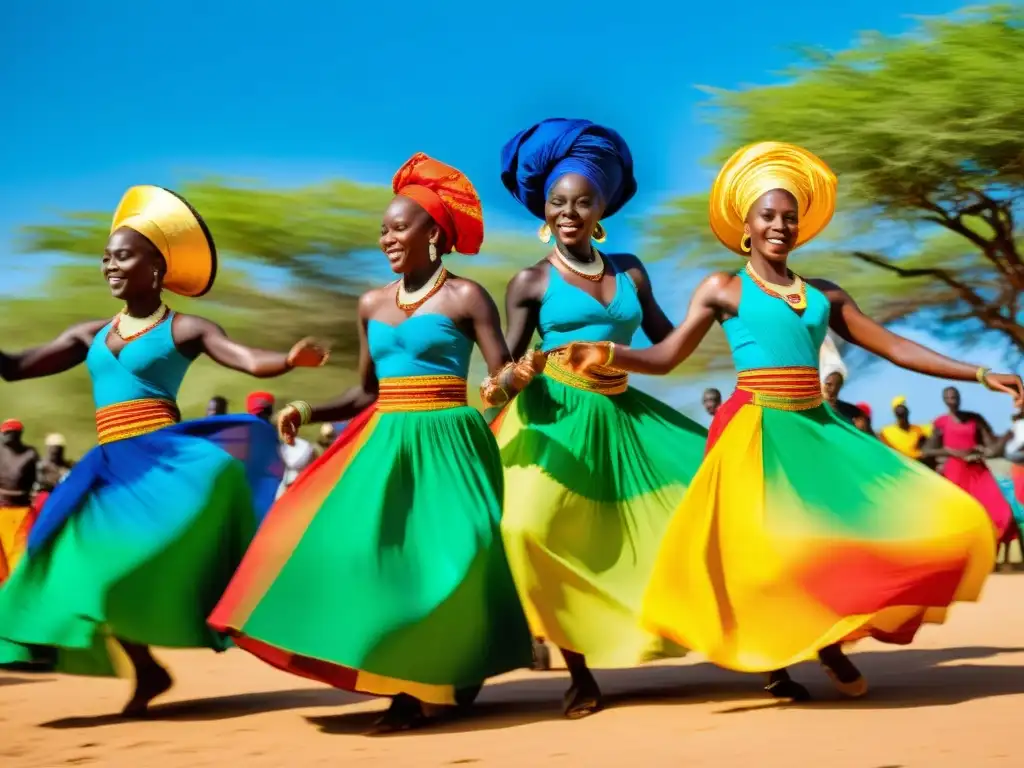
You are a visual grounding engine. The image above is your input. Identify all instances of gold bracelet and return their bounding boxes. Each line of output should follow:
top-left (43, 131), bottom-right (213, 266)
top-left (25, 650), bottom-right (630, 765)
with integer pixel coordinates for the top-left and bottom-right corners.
top-left (289, 400), bottom-right (313, 425)
top-left (479, 377), bottom-right (510, 407)
top-left (605, 342), bottom-right (615, 367)
top-left (976, 367), bottom-right (993, 390)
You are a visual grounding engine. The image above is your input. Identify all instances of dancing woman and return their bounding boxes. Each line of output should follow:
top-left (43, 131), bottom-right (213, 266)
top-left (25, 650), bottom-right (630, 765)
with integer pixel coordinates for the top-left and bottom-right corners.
top-left (210, 153), bottom-right (537, 734)
top-left (563, 142), bottom-right (1020, 694)
top-left (0, 186), bottom-right (327, 714)
top-left (492, 118), bottom-right (709, 718)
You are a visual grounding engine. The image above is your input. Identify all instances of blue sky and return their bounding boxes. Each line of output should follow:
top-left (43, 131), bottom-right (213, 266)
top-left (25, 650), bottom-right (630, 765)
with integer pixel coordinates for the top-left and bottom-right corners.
top-left (2, 0), bottom-right (1016, 429)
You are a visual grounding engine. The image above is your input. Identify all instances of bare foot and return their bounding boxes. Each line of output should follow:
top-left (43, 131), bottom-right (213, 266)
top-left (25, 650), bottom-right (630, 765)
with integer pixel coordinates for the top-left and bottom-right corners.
top-left (121, 664), bottom-right (173, 718)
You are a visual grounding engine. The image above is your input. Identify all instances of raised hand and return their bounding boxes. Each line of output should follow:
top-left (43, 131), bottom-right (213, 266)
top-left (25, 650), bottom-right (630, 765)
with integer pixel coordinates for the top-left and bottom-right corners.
top-left (509, 350), bottom-right (547, 389)
top-left (985, 372), bottom-right (1024, 408)
top-left (287, 338), bottom-right (330, 369)
top-left (276, 405), bottom-right (302, 446)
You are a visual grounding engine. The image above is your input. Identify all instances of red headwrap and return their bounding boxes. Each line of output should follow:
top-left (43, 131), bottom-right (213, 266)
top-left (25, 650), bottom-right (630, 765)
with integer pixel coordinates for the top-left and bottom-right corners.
top-left (855, 402), bottom-right (872, 419)
top-left (392, 152), bottom-right (484, 255)
top-left (246, 392), bottom-right (275, 415)
top-left (0, 419), bottom-right (23, 433)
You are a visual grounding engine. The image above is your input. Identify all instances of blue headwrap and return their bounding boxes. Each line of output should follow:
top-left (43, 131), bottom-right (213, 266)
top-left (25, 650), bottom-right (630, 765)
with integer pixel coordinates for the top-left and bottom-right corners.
top-left (500, 118), bottom-right (637, 220)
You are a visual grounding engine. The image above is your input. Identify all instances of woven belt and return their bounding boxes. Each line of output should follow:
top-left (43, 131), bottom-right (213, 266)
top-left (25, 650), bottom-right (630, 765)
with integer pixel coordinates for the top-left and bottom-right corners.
top-left (95, 398), bottom-right (181, 444)
top-left (543, 349), bottom-right (629, 396)
top-left (377, 375), bottom-right (468, 413)
top-left (736, 367), bottom-right (823, 411)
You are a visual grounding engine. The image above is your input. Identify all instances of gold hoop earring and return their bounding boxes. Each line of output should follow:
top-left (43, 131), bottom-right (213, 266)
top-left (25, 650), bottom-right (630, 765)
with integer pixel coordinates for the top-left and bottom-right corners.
top-left (593, 222), bottom-right (607, 244)
top-left (740, 234), bottom-right (751, 254)
top-left (537, 223), bottom-right (552, 244)
top-left (429, 243), bottom-right (438, 262)
top-left (152, 270), bottom-right (160, 289)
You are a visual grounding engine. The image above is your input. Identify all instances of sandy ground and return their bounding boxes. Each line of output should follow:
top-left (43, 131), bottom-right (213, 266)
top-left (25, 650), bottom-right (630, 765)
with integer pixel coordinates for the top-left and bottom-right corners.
top-left (2, 572), bottom-right (1022, 768)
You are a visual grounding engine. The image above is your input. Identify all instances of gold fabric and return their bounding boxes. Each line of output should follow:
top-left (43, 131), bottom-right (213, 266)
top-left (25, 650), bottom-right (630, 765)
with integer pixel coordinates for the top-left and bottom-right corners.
top-left (709, 142), bottom-right (837, 256)
top-left (111, 186), bottom-right (216, 297)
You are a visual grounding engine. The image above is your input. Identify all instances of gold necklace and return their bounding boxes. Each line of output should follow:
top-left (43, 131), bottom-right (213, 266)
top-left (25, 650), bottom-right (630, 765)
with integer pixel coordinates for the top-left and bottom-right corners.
top-left (396, 265), bottom-right (448, 313)
top-left (553, 247), bottom-right (605, 282)
top-left (113, 304), bottom-right (169, 341)
top-left (745, 263), bottom-right (807, 311)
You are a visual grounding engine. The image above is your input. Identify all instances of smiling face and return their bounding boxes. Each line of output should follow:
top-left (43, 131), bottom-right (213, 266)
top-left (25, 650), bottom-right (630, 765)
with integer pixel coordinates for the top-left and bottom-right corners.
top-left (544, 173), bottom-right (605, 251)
top-left (102, 227), bottom-right (166, 301)
top-left (745, 189), bottom-right (799, 263)
top-left (379, 195), bottom-right (442, 274)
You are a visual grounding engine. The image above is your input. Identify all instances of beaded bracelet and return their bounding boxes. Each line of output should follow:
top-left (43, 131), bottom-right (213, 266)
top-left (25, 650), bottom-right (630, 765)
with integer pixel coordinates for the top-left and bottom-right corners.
top-left (975, 367), bottom-right (994, 391)
top-left (289, 400), bottom-right (313, 425)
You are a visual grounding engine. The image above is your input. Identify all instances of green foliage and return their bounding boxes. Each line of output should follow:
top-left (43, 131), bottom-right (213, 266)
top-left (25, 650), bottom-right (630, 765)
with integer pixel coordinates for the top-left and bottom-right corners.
top-left (646, 3), bottom-right (1024, 368)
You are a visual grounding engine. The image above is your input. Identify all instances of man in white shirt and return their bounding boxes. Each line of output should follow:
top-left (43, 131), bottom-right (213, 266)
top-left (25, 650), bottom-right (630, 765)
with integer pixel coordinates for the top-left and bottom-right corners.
top-left (245, 391), bottom-right (317, 499)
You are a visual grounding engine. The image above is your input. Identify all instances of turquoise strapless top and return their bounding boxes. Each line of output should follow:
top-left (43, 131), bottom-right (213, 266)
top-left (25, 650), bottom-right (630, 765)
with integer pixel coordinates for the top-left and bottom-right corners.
top-left (722, 270), bottom-right (830, 372)
top-left (368, 314), bottom-right (473, 379)
top-left (537, 258), bottom-right (642, 352)
top-left (86, 313), bottom-right (192, 409)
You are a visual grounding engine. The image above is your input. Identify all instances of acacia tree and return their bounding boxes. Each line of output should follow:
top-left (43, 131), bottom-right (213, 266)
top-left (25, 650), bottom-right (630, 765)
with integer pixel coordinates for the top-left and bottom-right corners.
top-left (645, 3), bottom-right (1024, 368)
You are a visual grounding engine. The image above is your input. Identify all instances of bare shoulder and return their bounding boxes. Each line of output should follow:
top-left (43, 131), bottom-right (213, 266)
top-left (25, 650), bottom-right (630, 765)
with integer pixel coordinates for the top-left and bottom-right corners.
top-left (170, 311), bottom-right (220, 338)
top-left (446, 275), bottom-right (494, 304)
top-left (507, 260), bottom-right (550, 302)
top-left (358, 285), bottom-right (392, 319)
top-left (68, 318), bottom-right (113, 342)
top-left (699, 270), bottom-right (739, 295)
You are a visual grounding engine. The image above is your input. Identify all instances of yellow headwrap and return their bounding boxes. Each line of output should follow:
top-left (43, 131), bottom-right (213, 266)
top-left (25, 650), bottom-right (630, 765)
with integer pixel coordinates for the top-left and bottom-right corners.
top-left (892, 395), bottom-right (907, 409)
top-left (709, 141), bottom-right (838, 256)
top-left (111, 186), bottom-right (217, 297)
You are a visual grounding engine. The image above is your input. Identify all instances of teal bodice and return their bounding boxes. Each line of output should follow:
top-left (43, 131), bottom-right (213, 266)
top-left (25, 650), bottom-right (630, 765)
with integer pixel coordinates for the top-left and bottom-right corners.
top-left (368, 314), bottom-right (473, 379)
top-left (722, 270), bottom-right (830, 372)
top-left (538, 258), bottom-right (643, 352)
top-left (86, 314), bottom-right (192, 409)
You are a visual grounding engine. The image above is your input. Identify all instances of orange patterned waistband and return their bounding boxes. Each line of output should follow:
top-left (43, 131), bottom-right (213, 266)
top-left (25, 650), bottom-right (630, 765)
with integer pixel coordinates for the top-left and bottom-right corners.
top-left (96, 398), bottom-right (180, 444)
top-left (377, 375), bottom-right (468, 413)
top-left (544, 350), bottom-right (629, 396)
top-left (736, 366), bottom-right (823, 412)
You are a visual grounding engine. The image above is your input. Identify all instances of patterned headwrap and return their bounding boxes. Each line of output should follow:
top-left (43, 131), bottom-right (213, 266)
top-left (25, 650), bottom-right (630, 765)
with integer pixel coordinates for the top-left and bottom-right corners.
top-left (392, 153), bottom-right (484, 255)
top-left (0, 419), bottom-right (23, 433)
top-left (111, 185), bottom-right (217, 297)
top-left (500, 118), bottom-right (637, 220)
top-left (709, 141), bottom-right (837, 256)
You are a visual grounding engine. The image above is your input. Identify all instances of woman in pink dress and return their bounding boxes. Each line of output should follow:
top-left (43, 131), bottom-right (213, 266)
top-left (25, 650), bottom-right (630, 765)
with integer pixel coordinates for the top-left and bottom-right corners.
top-left (924, 386), bottom-right (1012, 552)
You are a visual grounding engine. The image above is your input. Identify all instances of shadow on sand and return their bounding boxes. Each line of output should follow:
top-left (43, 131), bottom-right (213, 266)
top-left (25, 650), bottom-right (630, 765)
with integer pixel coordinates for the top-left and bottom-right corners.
top-left (33, 645), bottom-right (1024, 735)
top-left (306, 644), bottom-right (1024, 737)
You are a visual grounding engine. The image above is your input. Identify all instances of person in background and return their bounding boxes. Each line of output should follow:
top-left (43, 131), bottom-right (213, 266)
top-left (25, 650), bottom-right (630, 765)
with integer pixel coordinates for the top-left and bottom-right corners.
top-left (922, 386), bottom-right (1014, 554)
top-left (996, 409), bottom-right (1024, 569)
top-left (879, 396), bottom-right (933, 466)
top-left (32, 433), bottom-right (75, 519)
top-left (0, 420), bottom-right (38, 578)
top-left (207, 395), bottom-right (228, 417)
top-left (819, 335), bottom-right (862, 423)
top-left (316, 423), bottom-right (336, 454)
top-left (246, 391), bottom-right (317, 499)
top-left (702, 387), bottom-right (722, 420)
top-left (852, 402), bottom-right (875, 436)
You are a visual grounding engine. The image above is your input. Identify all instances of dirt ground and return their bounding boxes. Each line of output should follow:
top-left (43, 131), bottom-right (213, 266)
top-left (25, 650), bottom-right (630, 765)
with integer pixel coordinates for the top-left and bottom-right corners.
top-left (2, 573), bottom-right (1022, 768)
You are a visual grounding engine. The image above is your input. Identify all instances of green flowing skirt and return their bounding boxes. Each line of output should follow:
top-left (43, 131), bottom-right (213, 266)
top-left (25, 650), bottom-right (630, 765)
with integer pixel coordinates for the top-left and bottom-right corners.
top-left (492, 374), bottom-right (707, 667)
top-left (210, 404), bottom-right (533, 705)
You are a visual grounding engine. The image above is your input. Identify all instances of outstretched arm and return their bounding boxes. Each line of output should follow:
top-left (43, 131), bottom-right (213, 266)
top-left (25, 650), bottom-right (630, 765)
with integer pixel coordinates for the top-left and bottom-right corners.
top-left (173, 314), bottom-right (327, 378)
top-left (816, 279), bottom-right (1023, 402)
top-left (0, 320), bottom-right (108, 382)
top-left (581, 273), bottom-right (729, 376)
